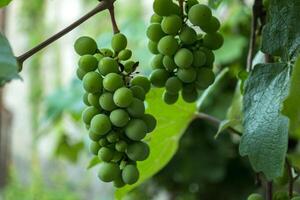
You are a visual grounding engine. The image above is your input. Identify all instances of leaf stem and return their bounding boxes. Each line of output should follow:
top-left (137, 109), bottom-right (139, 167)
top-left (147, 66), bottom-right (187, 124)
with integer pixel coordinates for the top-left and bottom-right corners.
top-left (194, 112), bottom-right (242, 136)
top-left (16, 1), bottom-right (112, 70)
top-left (107, 3), bottom-right (120, 34)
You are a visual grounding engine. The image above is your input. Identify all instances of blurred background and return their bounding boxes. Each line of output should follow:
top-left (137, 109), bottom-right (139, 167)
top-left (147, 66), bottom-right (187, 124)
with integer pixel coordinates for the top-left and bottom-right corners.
top-left (0, 0), bottom-right (259, 199)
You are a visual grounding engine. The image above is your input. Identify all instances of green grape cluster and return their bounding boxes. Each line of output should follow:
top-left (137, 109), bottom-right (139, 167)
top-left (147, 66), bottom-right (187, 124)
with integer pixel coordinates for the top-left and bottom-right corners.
top-left (147, 0), bottom-right (223, 104)
top-left (74, 33), bottom-right (157, 187)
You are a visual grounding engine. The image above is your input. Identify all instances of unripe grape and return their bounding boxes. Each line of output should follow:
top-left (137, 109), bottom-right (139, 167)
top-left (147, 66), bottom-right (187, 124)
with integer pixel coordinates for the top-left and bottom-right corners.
top-left (103, 73), bottom-right (124, 92)
top-left (188, 4), bottom-right (212, 27)
top-left (247, 193), bottom-right (263, 200)
top-left (195, 68), bottom-right (215, 89)
top-left (161, 15), bottom-right (182, 35)
top-left (185, 0), bottom-right (198, 13)
top-left (106, 131), bottom-right (120, 143)
top-left (118, 49), bottom-right (132, 61)
top-left (193, 50), bottom-right (206, 67)
top-left (150, 69), bottom-right (169, 88)
top-left (99, 93), bottom-right (117, 111)
top-left (89, 141), bottom-right (101, 155)
top-left (125, 119), bottom-right (148, 141)
top-left (77, 68), bottom-right (87, 80)
top-left (99, 138), bottom-right (109, 147)
top-left (110, 109), bottom-right (130, 127)
top-left (112, 33), bottom-right (127, 52)
top-left (163, 56), bottom-right (177, 72)
top-left (151, 54), bottom-right (164, 69)
top-left (98, 162), bottom-right (120, 182)
top-left (203, 32), bottom-right (224, 50)
top-left (78, 55), bottom-right (98, 72)
top-left (141, 114), bottom-right (157, 133)
top-left (200, 16), bottom-right (221, 33)
top-left (98, 147), bottom-right (115, 162)
top-left (150, 13), bottom-right (163, 23)
top-left (165, 77), bottom-right (183, 94)
top-left (153, 0), bottom-right (172, 16)
top-left (74, 36), bottom-right (97, 56)
top-left (124, 61), bottom-right (135, 73)
top-left (82, 72), bottom-right (103, 93)
top-left (122, 165), bottom-right (139, 185)
top-left (177, 68), bottom-right (197, 83)
top-left (273, 191), bottom-right (289, 200)
top-left (179, 26), bottom-right (197, 45)
top-left (146, 23), bottom-right (166, 42)
top-left (113, 87), bottom-right (134, 108)
top-left (100, 48), bottom-right (114, 57)
top-left (163, 91), bottom-right (179, 104)
top-left (126, 141), bottom-right (150, 161)
top-left (148, 41), bottom-right (159, 54)
top-left (89, 130), bottom-right (102, 141)
top-left (112, 151), bottom-right (123, 162)
top-left (127, 98), bottom-right (145, 118)
top-left (82, 106), bottom-right (100, 125)
top-left (170, 3), bottom-right (181, 16)
top-left (88, 93), bottom-right (101, 109)
top-left (130, 85), bottom-right (146, 101)
top-left (182, 86), bottom-right (198, 102)
top-left (94, 53), bottom-right (104, 61)
top-left (199, 47), bottom-right (215, 65)
top-left (158, 35), bottom-right (179, 56)
top-left (131, 76), bottom-right (151, 93)
top-left (90, 114), bottom-right (111, 135)
top-left (83, 93), bottom-right (90, 106)
top-left (115, 140), bottom-right (128, 152)
top-left (98, 57), bottom-right (119, 76)
top-left (174, 48), bottom-right (194, 68)
top-left (113, 176), bottom-right (125, 188)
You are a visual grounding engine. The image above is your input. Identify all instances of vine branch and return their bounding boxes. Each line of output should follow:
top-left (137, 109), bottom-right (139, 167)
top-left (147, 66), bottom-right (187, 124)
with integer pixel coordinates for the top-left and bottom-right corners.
top-left (266, 181), bottom-right (273, 200)
top-left (194, 112), bottom-right (242, 136)
top-left (286, 159), bottom-right (294, 199)
top-left (107, 3), bottom-right (120, 34)
top-left (16, 0), bottom-right (114, 70)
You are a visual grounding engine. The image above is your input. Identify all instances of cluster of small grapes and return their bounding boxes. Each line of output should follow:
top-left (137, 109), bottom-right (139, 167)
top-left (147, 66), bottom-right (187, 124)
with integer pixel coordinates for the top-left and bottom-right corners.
top-left (74, 33), bottom-right (156, 187)
top-left (147, 0), bottom-right (223, 104)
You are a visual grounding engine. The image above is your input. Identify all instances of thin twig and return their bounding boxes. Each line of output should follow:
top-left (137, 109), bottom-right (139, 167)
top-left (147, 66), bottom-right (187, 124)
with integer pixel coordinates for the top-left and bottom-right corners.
top-left (108, 4), bottom-right (120, 34)
top-left (286, 159), bottom-right (294, 199)
top-left (16, 1), bottom-right (113, 69)
top-left (179, 0), bottom-right (184, 18)
top-left (266, 181), bottom-right (273, 200)
top-left (194, 112), bottom-right (242, 136)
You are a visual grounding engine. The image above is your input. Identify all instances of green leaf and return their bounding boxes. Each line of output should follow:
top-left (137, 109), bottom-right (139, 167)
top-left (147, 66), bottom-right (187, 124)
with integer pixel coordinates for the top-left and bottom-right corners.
top-left (0, 33), bottom-right (20, 85)
top-left (261, 0), bottom-right (300, 59)
top-left (282, 57), bottom-right (300, 138)
top-left (239, 63), bottom-right (291, 180)
top-left (0, 0), bottom-right (12, 8)
top-left (87, 157), bottom-right (101, 170)
top-left (287, 153), bottom-right (300, 171)
top-left (208, 0), bottom-right (223, 9)
top-left (115, 88), bottom-right (196, 199)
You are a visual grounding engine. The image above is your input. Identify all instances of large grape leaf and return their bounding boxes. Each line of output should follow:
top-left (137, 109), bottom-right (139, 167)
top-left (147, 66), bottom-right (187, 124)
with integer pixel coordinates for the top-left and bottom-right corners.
top-left (282, 57), bottom-right (300, 138)
top-left (0, 0), bottom-right (12, 8)
top-left (0, 33), bottom-right (20, 85)
top-left (261, 0), bottom-right (300, 60)
top-left (115, 88), bottom-right (196, 199)
top-left (239, 63), bottom-right (291, 180)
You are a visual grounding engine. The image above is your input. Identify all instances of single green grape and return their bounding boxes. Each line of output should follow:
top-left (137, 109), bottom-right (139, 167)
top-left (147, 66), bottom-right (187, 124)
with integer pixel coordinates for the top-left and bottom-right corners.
top-left (163, 55), bottom-right (177, 72)
top-left (113, 87), bottom-right (134, 108)
top-left (126, 141), bottom-right (150, 161)
top-left (124, 61), bottom-right (135, 73)
top-left (150, 13), bottom-right (163, 23)
top-left (113, 175), bottom-right (125, 188)
top-left (88, 93), bottom-right (102, 109)
top-left (174, 48), bottom-right (194, 68)
top-left (161, 15), bottom-right (182, 35)
top-left (115, 140), bottom-right (128, 152)
top-left (89, 130), bottom-right (102, 141)
top-left (151, 54), bottom-right (164, 69)
top-left (146, 23), bottom-right (166, 42)
top-left (122, 164), bottom-right (139, 185)
top-left (82, 72), bottom-right (103, 93)
top-left (100, 48), bottom-right (114, 57)
top-left (83, 93), bottom-right (90, 106)
top-left (165, 76), bottom-right (183, 94)
top-left (130, 76), bottom-right (151, 93)
top-left (125, 119), bottom-right (148, 141)
top-left (150, 69), bottom-right (170, 88)
top-left (148, 41), bottom-right (159, 54)
top-left (130, 85), bottom-right (146, 101)
top-left (153, 0), bottom-right (173, 16)
top-left (199, 47), bottom-right (215, 65)
top-left (203, 32), bottom-right (224, 50)
top-left (141, 114), bottom-right (157, 133)
top-left (90, 114), bottom-right (111, 135)
top-left (163, 91), bottom-right (179, 105)
top-left (195, 68), bottom-right (215, 89)
top-left (177, 68), bottom-right (197, 83)
top-left (98, 147), bottom-right (115, 162)
top-left (179, 26), bottom-right (197, 45)
top-left (111, 33), bottom-right (127, 52)
top-left (193, 50), bottom-right (206, 67)
top-left (99, 138), bottom-right (109, 147)
top-left (200, 16), bottom-right (221, 33)
top-left (103, 73), bottom-right (124, 92)
top-left (76, 68), bottom-right (87, 80)
top-left (112, 151), bottom-right (123, 162)
top-left (185, 0), bottom-right (199, 13)
top-left (98, 162), bottom-right (120, 182)
top-left (78, 55), bottom-right (98, 72)
top-left (99, 92), bottom-right (117, 111)
top-left (247, 193), bottom-right (264, 200)
top-left (98, 57), bottom-right (119, 76)
top-left (188, 4), bottom-right (212, 27)
top-left (157, 35), bottom-right (179, 56)
top-left (82, 106), bottom-right (100, 125)
top-left (118, 49), bottom-right (132, 61)
top-left (74, 36), bottom-right (97, 56)
top-left (106, 131), bottom-right (120, 143)
top-left (94, 53), bottom-right (104, 61)
top-left (89, 141), bottom-right (101, 155)
top-left (126, 98), bottom-right (145, 118)
top-left (181, 85), bottom-right (198, 103)
top-left (110, 109), bottom-right (130, 127)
